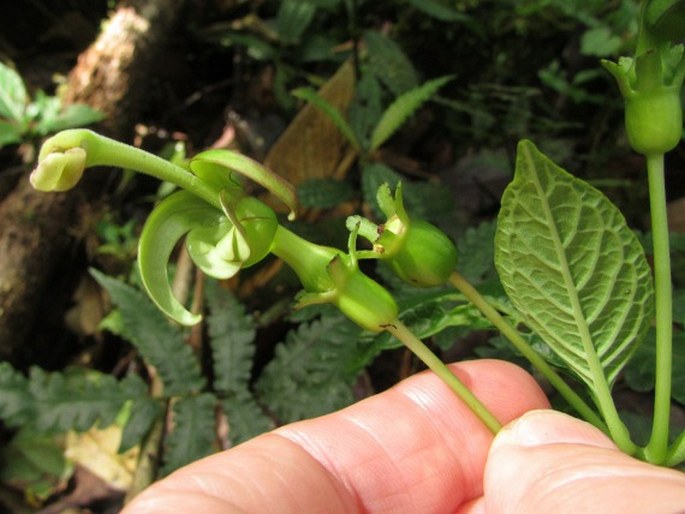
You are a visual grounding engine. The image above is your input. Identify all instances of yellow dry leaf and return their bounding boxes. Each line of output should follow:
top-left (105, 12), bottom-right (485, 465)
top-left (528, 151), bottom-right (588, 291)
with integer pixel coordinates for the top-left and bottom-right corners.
top-left (264, 59), bottom-right (358, 189)
top-left (65, 425), bottom-right (139, 491)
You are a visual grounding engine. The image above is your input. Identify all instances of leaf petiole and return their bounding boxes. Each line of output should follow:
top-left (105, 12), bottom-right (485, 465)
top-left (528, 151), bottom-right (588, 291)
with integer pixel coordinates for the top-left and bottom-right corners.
top-left (448, 271), bottom-right (608, 433)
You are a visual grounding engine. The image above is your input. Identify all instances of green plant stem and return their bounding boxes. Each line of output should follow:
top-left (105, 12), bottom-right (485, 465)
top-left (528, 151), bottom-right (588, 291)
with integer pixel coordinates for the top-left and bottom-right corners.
top-left (645, 152), bottom-right (673, 465)
top-left (45, 129), bottom-right (220, 207)
top-left (448, 271), bottom-right (608, 433)
top-left (384, 319), bottom-right (502, 434)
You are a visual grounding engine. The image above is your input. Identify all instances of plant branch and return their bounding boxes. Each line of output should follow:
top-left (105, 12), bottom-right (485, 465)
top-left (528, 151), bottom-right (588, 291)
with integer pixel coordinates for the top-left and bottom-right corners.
top-left (645, 152), bottom-right (673, 465)
top-left (448, 271), bottom-right (608, 433)
top-left (384, 319), bottom-right (502, 434)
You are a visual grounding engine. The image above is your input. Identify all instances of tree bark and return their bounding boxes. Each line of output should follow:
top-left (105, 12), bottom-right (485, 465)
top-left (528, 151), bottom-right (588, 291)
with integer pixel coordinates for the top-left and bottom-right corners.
top-left (0, 0), bottom-right (186, 365)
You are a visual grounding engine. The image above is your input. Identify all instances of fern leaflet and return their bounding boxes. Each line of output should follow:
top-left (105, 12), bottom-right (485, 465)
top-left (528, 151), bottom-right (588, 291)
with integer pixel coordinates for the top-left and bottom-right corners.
top-left (205, 280), bottom-right (256, 395)
top-left (160, 393), bottom-right (217, 475)
top-left (91, 269), bottom-right (205, 396)
top-left (370, 75), bottom-right (453, 151)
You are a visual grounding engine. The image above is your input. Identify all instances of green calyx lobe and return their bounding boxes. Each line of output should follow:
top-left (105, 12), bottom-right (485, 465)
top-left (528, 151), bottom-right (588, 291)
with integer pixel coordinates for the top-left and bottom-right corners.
top-left (327, 255), bottom-right (398, 332)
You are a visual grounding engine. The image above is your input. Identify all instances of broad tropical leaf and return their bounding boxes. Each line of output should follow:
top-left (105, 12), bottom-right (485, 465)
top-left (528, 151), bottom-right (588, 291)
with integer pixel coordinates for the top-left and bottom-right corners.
top-left (495, 140), bottom-right (654, 389)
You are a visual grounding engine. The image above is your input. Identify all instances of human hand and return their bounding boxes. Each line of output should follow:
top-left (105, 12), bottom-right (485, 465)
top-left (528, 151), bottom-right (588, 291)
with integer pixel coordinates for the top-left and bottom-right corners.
top-left (122, 360), bottom-right (685, 513)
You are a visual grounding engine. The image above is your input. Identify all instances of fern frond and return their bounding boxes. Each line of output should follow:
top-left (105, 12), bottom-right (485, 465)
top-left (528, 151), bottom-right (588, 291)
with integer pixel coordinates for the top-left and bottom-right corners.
top-left (364, 30), bottom-right (418, 96)
top-left (277, 0), bottom-right (317, 45)
top-left (205, 280), bottom-right (256, 395)
top-left (292, 87), bottom-right (361, 150)
top-left (119, 396), bottom-right (162, 453)
top-left (256, 312), bottom-right (372, 423)
top-left (30, 369), bottom-right (147, 434)
top-left (160, 393), bottom-right (216, 475)
top-left (222, 389), bottom-right (274, 445)
top-left (297, 178), bottom-right (355, 209)
top-left (0, 362), bottom-right (31, 427)
top-left (91, 269), bottom-right (205, 396)
top-left (370, 75), bottom-right (453, 151)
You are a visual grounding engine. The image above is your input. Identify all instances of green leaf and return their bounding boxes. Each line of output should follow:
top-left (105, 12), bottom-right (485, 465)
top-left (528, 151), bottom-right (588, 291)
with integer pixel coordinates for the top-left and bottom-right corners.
top-left (0, 430), bottom-right (74, 503)
top-left (495, 140), bottom-right (654, 389)
top-left (297, 178), bottom-right (355, 209)
top-left (0, 362), bottom-right (31, 427)
top-left (361, 162), bottom-right (402, 218)
top-left (277, 0), bottom-right (317, 45)
top-left (403, 0), bottom-right (474, 23)
top-left (256, 313), bottom-right (367, 423)
top-left (119, 397), bottom-right (162, 453)
top-left (373, 289), bottom-right (490, 350)
top-left (205, 280), bottom-right (256, 395)
top-left (0, 62), bottom-right (27, 122)
top-left (291, 87), bottom-right (360, 150)
top-left (39, 103), bottom-right (104, 134)
top-left (29, 369), bottom-right (146, 434)
top-left (364, 31), bottom-right (418, 96)
top-left (91, 269), bottom-right (206, 396)
top-left (221, 390), bottom-right (274, 445)
top-left (369, 75), bottom-right (453, 151)
top-left (349, 71), bottom-right (383, 149)
top-left (0, 120), bottom-right (22, 146)
top-left (580, 26), bottom-right (622, 57)
top-left (456, 221), bottom-right (497, 284)
top-left (160, 393), bottom-right (217, 475)
top-left (624, 330), bottom-right (685, 404)
top-left (644, 0), bottom-right (685, 41)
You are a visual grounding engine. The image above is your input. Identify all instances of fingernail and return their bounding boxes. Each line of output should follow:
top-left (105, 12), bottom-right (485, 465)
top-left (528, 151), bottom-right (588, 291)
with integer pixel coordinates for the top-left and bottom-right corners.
top-left (494, 409), bottom-right (617, 450)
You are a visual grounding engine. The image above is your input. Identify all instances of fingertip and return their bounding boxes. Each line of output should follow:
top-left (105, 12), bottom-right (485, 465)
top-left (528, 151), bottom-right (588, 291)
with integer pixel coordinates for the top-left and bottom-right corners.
top-left (491, 409), bottom-right (616, 451)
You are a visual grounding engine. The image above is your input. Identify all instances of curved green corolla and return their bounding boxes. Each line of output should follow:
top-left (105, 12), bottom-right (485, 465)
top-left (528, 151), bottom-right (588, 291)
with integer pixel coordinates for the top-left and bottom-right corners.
top-left (190, 149), bottom-right (297, 220)
top-left (139, 190), bottom-right (279, 326)
top-left (138, 191), bottom-right (225, 325)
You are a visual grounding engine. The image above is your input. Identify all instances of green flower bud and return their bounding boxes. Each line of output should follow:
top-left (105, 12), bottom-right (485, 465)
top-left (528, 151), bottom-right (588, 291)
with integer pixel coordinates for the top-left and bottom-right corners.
top-left (348, 183), bottom-right (458, 287)
top-left (601, 5), bottom-right (685, 157)
top-left (381, 219), bottom-right (458, 287)
top-left (30, 147), bottom-right (86, 192)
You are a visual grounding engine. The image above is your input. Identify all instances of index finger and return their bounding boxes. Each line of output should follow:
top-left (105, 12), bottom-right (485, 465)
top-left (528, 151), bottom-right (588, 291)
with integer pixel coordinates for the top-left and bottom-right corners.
top-left (124, 359), bottom-right (549, 514)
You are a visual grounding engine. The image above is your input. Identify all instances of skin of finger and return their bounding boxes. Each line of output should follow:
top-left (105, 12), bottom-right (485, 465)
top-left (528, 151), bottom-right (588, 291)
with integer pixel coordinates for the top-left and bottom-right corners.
top-left (483, 410), bottom-right (685, 514)
top-left (123, 359), bottom-right (549, 514)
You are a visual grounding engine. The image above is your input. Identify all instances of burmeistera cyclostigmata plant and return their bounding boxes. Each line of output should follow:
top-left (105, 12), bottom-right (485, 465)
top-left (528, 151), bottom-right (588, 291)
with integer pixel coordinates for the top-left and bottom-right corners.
top-left (28, 0), bottom-right (685, 467)
top-left (30, 128), bottom-right (502, 433)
